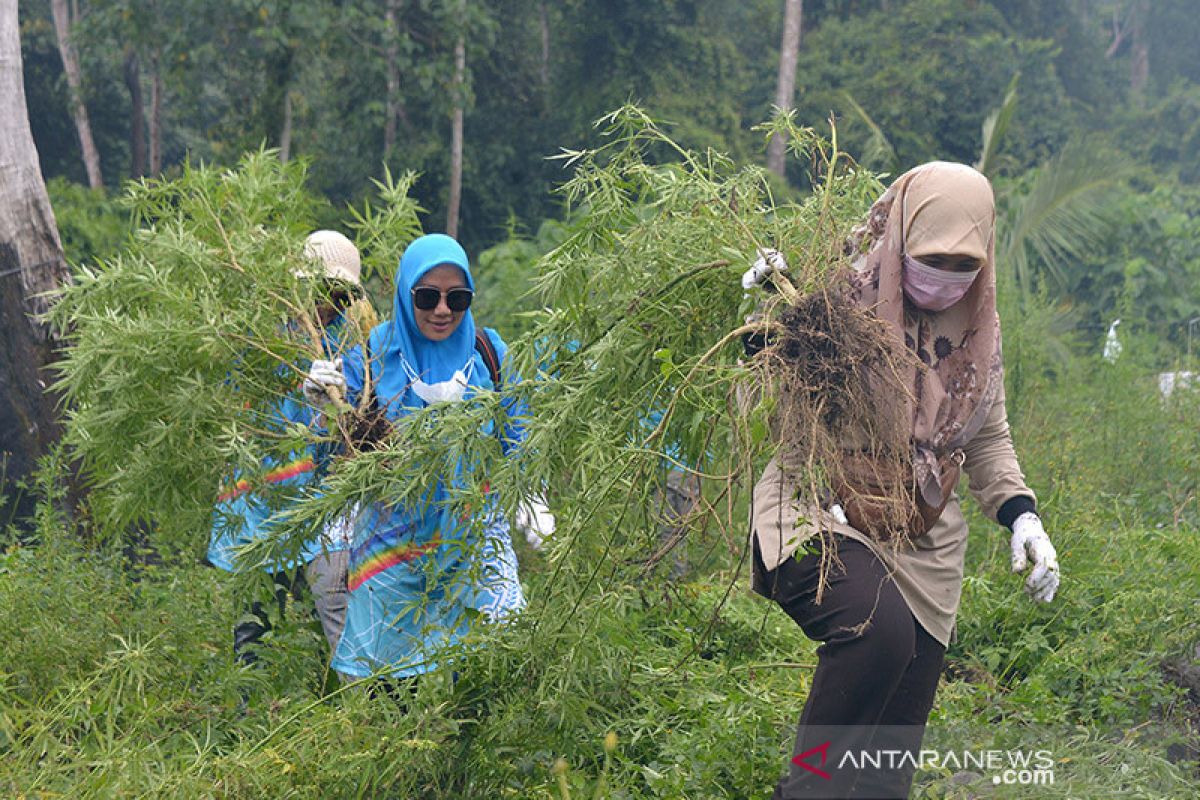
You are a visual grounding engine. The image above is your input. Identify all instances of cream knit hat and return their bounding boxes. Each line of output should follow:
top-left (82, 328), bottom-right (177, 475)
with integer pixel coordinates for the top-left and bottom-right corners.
top-left (302, 230), bottom-right (362, 287)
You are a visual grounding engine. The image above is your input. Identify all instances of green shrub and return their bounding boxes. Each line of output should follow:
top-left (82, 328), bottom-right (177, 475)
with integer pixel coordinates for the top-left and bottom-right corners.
top-left (46, 177), bottom-right (131, 267)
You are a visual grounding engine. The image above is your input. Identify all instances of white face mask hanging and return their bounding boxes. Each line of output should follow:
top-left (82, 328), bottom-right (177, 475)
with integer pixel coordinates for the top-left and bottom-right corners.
top-left (400, 355), bottom-right (474, 405)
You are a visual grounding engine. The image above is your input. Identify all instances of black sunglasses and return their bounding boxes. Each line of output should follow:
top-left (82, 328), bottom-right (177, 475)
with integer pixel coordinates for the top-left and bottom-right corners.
top-left (319, 279), bottom-right (361, 309)
top-left (411, 286), bottom-right (474, 312)
top-left (325, 289), bottom-right (352, 311)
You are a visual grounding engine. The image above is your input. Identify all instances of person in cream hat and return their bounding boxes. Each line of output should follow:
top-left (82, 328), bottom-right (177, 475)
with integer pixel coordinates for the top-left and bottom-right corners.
top-left (303, 229), bottom-right (362, 287)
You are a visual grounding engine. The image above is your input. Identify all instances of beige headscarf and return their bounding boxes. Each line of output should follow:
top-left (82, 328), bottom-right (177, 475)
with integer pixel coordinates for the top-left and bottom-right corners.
top-left (847, 161), bottom-right (1003, 508)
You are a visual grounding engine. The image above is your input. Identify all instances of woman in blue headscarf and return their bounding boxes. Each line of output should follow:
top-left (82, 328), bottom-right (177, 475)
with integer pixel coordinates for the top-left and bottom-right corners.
top-left (304, 233), bottom-right (530, 681)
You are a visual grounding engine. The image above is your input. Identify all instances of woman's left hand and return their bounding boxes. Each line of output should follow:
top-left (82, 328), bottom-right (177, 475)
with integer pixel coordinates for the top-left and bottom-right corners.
top-left (516, 498), bottom-right (557, 551)
top-left (1009, 513), bottom-right (1060, 603)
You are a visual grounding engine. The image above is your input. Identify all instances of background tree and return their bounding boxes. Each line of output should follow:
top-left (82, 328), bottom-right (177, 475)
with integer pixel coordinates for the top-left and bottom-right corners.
top-left (79, 0), bottom-right (165, 179)
top-left (121, 43), bottom-right (145, 177)
top-left (382, 0), bottom-right (403, 159)
top-left (48, 0), bottom-right (102, 187)
top-left (446, 0), bottom-right (466, 235)
top-left (1126, 0), bottom-right (1148, 92)
top-left (766, 0), bottom-right (802, 179)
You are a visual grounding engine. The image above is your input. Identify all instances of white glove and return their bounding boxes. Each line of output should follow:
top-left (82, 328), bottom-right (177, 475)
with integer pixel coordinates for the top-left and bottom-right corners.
top-left (303, 358), bottom-right (345, 406)
top-left (741, 247), bottom-right (789, 290)
top-left (515, 497), bottom-right (556, 551)
top-left (1010, 512), bottom-right (1060, 603)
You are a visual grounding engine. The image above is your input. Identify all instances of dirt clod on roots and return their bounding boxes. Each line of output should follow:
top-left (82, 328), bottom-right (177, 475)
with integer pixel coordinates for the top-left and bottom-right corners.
top-left (754, 280), bottom-right (920, 555)
top-left (762, 284), bottom-right (909, 442)
top-left (771, 290), bottom-right (894, 430)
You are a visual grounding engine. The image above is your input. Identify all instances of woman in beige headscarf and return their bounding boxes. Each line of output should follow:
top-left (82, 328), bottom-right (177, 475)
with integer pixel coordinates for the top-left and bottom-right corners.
top-left (743, 162), bottom-right (1061, 799)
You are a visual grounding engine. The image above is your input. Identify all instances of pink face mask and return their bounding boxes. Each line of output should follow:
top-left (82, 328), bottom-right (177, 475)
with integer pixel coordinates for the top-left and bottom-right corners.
top-left (902, 255), bottom-right (980, 311)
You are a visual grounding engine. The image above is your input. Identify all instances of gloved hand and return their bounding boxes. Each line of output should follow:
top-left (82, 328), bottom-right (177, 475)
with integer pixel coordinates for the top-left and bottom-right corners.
top-left (1010, 512), bottom-right (1060, 603)
top-left (515, 497), bottom-right (556, 551)
top-left (741, 247), bottom-right (789, 290)
top-left (303, 358), bottom-right (345, 406)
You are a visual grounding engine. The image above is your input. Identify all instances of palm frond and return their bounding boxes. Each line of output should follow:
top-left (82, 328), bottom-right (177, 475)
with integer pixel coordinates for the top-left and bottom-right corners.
top-left (998, 141), bottom-right (1131, 298)
top-left (840, 91), bottom-right (898, 172)
top-left (976, 73), bottom-right (1020, 178)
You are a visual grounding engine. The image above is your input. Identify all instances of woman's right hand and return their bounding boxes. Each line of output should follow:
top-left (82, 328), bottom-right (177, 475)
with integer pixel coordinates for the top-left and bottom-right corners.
top-left (741, 248), bottom-right (789, 290)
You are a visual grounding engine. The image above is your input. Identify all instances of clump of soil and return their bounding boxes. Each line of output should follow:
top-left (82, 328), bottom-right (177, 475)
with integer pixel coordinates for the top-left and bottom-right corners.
top-left (1156, 645), bottom-right (1200, 772)
top-left (766, 286), bottom-right (901, 431)
top-left (342, 404), bottom-right (393, 451)
top-left (1163, 646), bottom-right (1200, 705)
top-left (943, 657), bottom-right (1000, 690)
top-left (752, 281), bottom-right (919, 545)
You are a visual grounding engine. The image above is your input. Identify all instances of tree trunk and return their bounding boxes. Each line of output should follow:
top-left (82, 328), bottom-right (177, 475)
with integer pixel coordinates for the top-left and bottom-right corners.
top-left (766, 0), bottom-right (803, 179)
top-left (446, 0), bottom-right (466, 238)
top-left (1129, 0), bottom-right (1149, 93)
top-left (49, 0), bottom-right (103, 189)
top-left (1104, 3), bottom-right (1129, 58)
top-left (384, 0), bottom-right (401, 159)
top-left (0, 0), bottom-right (71, 526)
top-left (123, 49), bottom-right (146, 178)
top-left (264, 1), bottom-right (296, 161)
top-left (538, 1), bottom-right (550, 103)
top-left (149, 49), bottom-right (163, 174)
top-left (279, 90), bottom-right (293, 164)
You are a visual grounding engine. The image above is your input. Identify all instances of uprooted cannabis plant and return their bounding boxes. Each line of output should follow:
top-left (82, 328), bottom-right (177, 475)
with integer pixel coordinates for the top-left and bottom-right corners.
top-left (49, 152), bottom-right (421, 560)
top-left (52, 107), bottom-right (903, 620)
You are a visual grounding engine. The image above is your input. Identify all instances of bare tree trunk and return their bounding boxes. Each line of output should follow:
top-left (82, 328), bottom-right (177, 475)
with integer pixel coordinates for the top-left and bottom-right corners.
top-left (0, 0), bottom-right (71, 526)
top-left (149, 49), bottom-right (163, 174)
top-left (1, 4), bottom-right (67, 326)
top-left (766, 0), bottom-right (803, 179)
top-left (384, 0), bottom-right (401, 159)
top-left (1129, 0), bottom-right (1149, 93)
top-left (279, 90), bottom-right (293, 164)
top-left (266, 42), bottom-right (295, 161)
top-left (49, 0), bottom-right (102, 189)
top-left (538, 1), bottom-right (550, 101)
top-left (446, 0), bottom-right (466, 238)
top-left (123, 49), bottom-right (146, 178)
top-left (262, 0), bottom-right (297, 161)
top-left (1104, 2), bottom-right (1130, 58)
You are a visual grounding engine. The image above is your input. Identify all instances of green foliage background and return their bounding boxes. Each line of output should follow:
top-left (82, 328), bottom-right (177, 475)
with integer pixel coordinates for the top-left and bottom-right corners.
top-left (24, 0), bottom-right (1200, 357)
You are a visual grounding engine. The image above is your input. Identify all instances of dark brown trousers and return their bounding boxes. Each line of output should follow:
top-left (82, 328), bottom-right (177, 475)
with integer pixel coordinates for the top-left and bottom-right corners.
top-left (755, 536), bottom-right (945, 799)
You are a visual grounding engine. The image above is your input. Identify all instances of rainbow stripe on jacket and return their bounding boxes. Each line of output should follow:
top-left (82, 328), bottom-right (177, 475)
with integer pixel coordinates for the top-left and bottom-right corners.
top-left (216, 456), bottom-right (316, 503)
top-left (347, 523), bottom-right (443, 591)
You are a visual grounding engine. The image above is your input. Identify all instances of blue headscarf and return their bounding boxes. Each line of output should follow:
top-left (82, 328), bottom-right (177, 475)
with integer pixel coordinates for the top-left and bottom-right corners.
top-left (369, 233), bottom-right (481, 415)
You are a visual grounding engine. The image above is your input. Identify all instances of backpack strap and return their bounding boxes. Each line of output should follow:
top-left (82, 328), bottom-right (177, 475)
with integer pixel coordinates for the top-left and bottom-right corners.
top-left (474, 329), bottom-right (502, 387)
